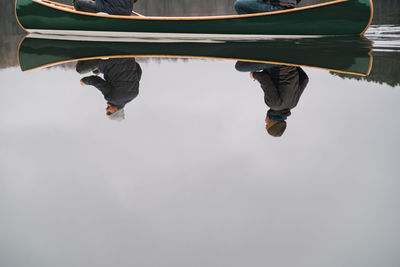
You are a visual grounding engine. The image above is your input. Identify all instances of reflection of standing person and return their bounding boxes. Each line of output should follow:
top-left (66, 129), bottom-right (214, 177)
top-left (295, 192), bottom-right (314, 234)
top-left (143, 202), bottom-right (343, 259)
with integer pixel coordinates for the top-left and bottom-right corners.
top-left (73, 0), bottom-right (137, 15)
top-left (236, 62), bottom-right (308, 137)
top-left (234, 0), bottom-right (299, 14)
top-left (78, 58), bottom-right (142, 121)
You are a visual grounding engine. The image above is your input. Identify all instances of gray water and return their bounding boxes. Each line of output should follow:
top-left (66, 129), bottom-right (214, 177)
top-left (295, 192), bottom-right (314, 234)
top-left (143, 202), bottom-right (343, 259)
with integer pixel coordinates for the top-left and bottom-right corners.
top-left (1, 1), bottom-right (400, 267)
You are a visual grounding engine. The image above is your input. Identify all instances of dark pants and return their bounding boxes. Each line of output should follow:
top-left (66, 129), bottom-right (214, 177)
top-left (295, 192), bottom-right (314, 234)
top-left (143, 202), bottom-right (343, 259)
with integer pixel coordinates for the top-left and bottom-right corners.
top-left (235, 61), bottom-right (276, 72)
top-left (76, 59), bottom-right (101, 74)
top-left (234, 0), bottom-right (283, 14)
top-left (73, 0), bottom-right (98, 13)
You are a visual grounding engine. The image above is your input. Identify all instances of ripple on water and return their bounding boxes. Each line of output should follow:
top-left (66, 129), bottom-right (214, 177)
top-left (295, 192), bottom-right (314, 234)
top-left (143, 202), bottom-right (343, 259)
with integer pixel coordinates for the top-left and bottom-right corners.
top-left (365, 25), bottom-right (400, 52)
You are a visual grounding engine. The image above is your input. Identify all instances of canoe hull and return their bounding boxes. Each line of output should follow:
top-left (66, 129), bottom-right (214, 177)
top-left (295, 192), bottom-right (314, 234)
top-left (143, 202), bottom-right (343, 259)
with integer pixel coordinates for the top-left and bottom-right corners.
top-left (16, 0), bottom-right (373, 37)
top-left (18, 36), bottom-right (373, 76)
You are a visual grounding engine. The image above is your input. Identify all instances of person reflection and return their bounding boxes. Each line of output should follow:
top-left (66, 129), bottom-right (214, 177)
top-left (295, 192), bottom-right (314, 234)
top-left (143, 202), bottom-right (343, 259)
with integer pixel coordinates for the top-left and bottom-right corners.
top-left (77, 58), bottom-right (142, 121)
top-left (236, 61), bottom-right (309, 137)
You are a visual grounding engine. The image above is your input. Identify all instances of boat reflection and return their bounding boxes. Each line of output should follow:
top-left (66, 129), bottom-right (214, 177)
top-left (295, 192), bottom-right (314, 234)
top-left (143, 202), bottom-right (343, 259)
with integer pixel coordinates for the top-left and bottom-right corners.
top-left (16, 35), bottom-right (397, 135)
top-left (18, 35), bottom-right (373, 76)
top-left (16, 35), bottom-right (373, 130)
top-left (76, 58), bottom-right (142, 121)
top-left (236, 62), bottom-right (308, 137)
top-left (332, 25), bottom-right (400, 87)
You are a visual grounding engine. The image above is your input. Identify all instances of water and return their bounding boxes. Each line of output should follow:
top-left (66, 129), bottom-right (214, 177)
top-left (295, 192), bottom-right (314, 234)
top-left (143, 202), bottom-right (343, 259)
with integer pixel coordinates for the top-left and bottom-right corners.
top-left (1, 1), bottom-right (400, 267)
top-left (366, 25), bottom-right (400, 51)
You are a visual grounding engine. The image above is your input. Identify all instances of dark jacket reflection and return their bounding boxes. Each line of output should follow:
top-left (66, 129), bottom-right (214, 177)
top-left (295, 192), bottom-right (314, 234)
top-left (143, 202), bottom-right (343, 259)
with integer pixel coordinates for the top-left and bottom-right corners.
top-left (252, 65), bottom-right (308, 120)
top-left (236, 61), bottom-right (309, 137)
top-left (79, 58), bottom-right (142, 110)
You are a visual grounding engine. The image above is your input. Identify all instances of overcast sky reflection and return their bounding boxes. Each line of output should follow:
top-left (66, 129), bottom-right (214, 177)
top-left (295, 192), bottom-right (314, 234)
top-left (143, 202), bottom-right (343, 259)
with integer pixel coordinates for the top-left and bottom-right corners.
top-left (1, 60), bottom-right (400, 267)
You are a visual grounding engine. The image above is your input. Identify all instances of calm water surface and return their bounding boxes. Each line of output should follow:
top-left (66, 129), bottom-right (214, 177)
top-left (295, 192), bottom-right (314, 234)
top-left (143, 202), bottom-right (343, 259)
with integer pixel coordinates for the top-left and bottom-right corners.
top-left (1, 1), bottom-right (400, 267)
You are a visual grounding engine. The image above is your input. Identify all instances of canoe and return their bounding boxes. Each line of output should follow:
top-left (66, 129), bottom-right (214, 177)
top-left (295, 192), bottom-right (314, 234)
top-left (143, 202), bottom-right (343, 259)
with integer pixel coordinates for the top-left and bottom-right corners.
top-left (15, 0), bottom-right (373, 39)
top-left (18, 35), bottom-right (373, 76)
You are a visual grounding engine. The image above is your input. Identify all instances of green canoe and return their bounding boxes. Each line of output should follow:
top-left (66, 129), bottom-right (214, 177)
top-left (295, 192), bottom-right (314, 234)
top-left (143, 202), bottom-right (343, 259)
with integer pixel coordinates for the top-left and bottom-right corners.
top-left (18, 36), bottom-right (373, 75)
top-left (15, 0), bottom-right (373, 38)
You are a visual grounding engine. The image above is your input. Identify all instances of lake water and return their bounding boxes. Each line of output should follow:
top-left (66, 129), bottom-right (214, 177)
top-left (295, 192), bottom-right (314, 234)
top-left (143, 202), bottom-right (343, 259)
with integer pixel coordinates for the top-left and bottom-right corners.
top-left (1, 1), bottom-right (400, 267)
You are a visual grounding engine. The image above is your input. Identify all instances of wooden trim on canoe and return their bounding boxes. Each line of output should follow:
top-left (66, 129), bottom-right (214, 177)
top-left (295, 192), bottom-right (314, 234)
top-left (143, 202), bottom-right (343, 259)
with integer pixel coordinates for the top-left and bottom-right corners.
top-left (366, 50), bottom-right (373, 76)
top-left (131, 10), bottom-right (144, 17)
top-left (15, 0), bottom-right (29, 33)
top-left (41, 0), bottom-right (73, 9)
top-left (17, 35), bottom-right (27, 70)
top-left (32, 0), bottom-right (349, 20)
top-left (361, 0), bottom-right (374, 35)
top-left (19, 49), bottom-right (372, 77)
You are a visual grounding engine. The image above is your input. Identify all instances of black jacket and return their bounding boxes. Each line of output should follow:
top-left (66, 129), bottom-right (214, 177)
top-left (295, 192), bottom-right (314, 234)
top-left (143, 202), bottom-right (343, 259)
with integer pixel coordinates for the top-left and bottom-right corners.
top-left (252, 66), bottom-right (308, 120)
top-left (96, 0), bottom-right (137, 15)
top-left (82, 58), bottom-right (142, 109)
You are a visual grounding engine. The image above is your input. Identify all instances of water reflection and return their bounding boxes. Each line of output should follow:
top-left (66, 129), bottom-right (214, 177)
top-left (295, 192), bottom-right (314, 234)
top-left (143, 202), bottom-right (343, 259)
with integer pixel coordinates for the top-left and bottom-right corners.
top-left (18, 35), bottom-right (373, 76)
top-left (77, 58), bottom-right (142, 120)
top-left (16, 35), bottom-right (374, 131)
top-left (2, 4), bottom-right (400, 267)
top-left (12, 34), bottom-right (400, 133)
top-left (236, 62), bottom-right (308, 137)
top-left (7, 30), bottom-right (400, 88)
top-left (13, 34), bottom-right (377, 131)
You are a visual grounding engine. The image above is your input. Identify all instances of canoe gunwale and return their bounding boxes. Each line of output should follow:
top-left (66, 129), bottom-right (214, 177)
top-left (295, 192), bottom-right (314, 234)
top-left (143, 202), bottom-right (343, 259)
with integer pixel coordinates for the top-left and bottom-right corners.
top-left (15, 0), bottom-right (28, 33)
top-left (361, 0), bottom-right (374, 35)
top-left (31, 0), bottom-right (350, 20)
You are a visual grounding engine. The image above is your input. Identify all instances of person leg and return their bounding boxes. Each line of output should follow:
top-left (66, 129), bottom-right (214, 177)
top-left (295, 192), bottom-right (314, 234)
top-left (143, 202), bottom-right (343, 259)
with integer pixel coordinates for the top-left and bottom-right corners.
top-left (73, 0), bottom-right (98, 13)
top-left (76, 59), bottom-right (101, 74)
top-left (235, 61), bottom-right (277, 72)
top-left (234, 0), bottom-right (283, 14)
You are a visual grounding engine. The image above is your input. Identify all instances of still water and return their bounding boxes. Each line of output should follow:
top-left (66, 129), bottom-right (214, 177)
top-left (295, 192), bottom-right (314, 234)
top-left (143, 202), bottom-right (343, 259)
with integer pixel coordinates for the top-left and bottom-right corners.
top-left (1, 1), bottom-right (400, 267)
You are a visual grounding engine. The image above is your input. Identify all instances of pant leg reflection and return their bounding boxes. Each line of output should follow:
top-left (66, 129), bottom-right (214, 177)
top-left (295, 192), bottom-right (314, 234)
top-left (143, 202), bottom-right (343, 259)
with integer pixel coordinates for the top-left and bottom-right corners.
top-left (76, 59), bottom-right (101, 74)
top-left (236, 61), bottom-right (309, 137)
